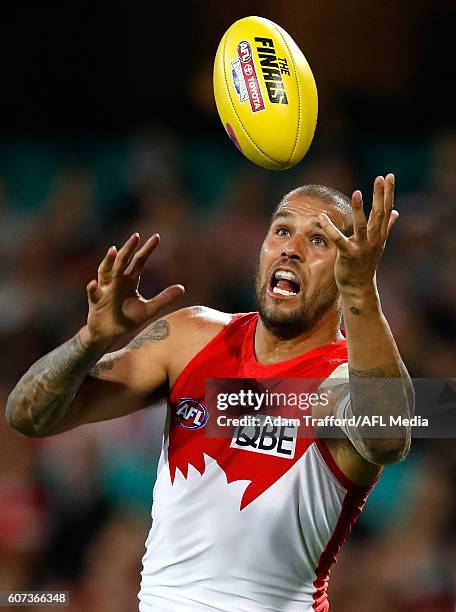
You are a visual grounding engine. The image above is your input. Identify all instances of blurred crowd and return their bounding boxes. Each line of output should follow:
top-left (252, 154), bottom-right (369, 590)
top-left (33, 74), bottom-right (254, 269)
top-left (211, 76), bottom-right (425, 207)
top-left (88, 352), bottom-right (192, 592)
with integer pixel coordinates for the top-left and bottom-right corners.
top-left (0, 125), bottom-right (455, 611)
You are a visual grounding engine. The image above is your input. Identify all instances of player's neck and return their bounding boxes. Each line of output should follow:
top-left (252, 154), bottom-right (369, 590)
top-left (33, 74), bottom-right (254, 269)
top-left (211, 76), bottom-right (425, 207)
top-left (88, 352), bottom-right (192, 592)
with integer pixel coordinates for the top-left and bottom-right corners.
top-left (254, 309), bottom-right (343, 365)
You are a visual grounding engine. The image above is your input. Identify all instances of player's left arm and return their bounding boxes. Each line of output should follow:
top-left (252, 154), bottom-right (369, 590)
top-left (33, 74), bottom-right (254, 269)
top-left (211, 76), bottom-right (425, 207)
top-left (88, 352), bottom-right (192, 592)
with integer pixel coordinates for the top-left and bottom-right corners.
top-left (318, 174), bottom-right (414, 469)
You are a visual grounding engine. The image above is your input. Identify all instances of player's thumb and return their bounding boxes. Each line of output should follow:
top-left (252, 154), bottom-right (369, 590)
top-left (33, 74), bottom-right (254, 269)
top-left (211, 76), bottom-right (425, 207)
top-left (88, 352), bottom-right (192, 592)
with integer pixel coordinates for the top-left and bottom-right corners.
top-left (87, 279), bottom-right (100, 304)
top-left (386, 210), bottom-right (399, 240)
top-left (144, 284), bottom-right (185, 318)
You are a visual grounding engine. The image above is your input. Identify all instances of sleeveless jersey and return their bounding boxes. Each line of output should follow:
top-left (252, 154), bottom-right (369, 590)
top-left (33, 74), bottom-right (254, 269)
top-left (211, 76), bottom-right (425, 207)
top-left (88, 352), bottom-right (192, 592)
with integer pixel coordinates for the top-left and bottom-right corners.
top-left (139, 313), bottom-right (375, 611)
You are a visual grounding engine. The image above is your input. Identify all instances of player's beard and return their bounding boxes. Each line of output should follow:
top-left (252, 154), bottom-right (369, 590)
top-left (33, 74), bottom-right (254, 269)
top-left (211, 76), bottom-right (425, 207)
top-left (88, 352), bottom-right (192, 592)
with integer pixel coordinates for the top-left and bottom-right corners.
top-left (255, 269), bottom-right (340, 339)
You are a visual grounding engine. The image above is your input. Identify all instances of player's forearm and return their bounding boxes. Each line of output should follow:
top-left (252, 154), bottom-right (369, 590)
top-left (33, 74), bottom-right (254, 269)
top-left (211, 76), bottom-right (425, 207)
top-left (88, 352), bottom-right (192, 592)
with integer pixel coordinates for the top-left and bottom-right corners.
top-left (5, 331), bottom-right (104, 437)
top-left (341, 283), bottom-right (414, 463)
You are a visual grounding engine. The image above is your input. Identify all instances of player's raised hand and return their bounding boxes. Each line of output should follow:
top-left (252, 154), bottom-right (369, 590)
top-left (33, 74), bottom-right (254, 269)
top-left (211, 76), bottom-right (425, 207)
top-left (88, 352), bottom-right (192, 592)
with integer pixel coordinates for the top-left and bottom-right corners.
top-left (318, 174), bottom-right (399, 294)
top-left (80, 233), bottom-right (184, 351)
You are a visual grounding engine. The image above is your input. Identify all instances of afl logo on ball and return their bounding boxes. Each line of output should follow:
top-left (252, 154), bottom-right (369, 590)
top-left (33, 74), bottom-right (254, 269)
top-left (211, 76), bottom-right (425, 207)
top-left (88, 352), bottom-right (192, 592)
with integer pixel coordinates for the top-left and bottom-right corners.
top-left (175, 398), bottom-right (209, 430)
top-left (237, 41), bottom-right (252, 63)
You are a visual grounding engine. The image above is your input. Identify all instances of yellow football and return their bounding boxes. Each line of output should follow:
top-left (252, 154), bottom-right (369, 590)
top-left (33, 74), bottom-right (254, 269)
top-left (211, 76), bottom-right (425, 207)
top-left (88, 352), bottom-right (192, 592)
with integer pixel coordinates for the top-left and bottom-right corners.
top-left (213, 16), bottom-right (318, 170)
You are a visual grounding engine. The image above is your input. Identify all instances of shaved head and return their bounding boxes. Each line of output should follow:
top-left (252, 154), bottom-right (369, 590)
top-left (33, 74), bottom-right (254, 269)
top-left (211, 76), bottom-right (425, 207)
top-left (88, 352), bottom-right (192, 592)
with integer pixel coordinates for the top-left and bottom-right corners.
top-left (274, 184), bottom-right (354, 237)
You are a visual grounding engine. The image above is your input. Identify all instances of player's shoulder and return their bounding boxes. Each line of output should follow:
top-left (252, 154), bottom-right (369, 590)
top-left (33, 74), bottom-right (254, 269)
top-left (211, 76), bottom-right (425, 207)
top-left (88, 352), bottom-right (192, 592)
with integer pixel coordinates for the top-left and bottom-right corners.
top-left (167, 305), bottom-right (234, 327)
top-left (319, 361), bottom-right (349, 387)
top-left (130, 307), bottom-right (234, 354)
top-left (165, 306), bottom-right (235, 343)
top-left (163, 307), bottom-right (238, 387)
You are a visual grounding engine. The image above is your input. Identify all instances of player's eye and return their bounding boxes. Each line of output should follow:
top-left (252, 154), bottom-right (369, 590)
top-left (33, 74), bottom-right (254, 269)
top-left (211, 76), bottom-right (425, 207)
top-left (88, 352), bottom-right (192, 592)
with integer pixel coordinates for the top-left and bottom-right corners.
top-left (275, 227), bottom-right (291, 237)
top-left (311, 235), bottom-right (327, 247)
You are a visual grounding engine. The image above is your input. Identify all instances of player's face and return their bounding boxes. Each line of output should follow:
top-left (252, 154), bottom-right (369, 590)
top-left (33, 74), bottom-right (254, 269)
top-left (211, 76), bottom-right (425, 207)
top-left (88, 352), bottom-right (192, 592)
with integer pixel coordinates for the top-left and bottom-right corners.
top-left (256, 195), bottom-right (349, 337)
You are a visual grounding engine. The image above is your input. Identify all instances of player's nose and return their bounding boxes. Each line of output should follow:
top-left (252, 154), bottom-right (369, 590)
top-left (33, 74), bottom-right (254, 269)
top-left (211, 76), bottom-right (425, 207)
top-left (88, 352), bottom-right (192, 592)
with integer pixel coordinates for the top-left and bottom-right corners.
top-left (281, 234), bottom-right (304, 261)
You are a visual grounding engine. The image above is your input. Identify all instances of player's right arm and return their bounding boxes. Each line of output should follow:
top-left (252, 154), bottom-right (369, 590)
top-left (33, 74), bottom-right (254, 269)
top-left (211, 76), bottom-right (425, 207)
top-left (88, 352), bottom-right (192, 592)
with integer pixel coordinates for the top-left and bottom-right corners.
top-left (5, 232), bottom-right (185, 438)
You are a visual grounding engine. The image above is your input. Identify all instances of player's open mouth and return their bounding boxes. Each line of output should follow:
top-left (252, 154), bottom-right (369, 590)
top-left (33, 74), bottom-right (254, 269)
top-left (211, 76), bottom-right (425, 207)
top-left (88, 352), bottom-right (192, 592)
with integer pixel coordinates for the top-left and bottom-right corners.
top-left (268, 268), bottom-right (301, 299)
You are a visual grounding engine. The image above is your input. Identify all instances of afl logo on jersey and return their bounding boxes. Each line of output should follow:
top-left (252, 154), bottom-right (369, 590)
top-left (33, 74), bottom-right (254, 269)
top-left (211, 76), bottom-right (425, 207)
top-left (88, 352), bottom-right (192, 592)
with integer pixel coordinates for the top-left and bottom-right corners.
top-left (175, 398), bottom-right (209, 430)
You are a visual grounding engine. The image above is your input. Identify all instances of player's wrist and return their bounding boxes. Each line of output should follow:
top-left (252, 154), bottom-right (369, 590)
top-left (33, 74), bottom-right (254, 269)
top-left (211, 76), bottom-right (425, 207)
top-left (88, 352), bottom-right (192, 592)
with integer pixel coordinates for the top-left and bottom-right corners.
top-left (339, 283), bottom-right (381, 313)
top-left (78, 325), bottom-right (115, 355)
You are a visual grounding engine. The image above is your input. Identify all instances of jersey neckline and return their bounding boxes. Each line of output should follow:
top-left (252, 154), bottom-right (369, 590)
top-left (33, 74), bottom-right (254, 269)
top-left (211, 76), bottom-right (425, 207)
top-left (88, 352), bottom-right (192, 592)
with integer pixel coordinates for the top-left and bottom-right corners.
top-left (241, 313), bottom-right (347, 374)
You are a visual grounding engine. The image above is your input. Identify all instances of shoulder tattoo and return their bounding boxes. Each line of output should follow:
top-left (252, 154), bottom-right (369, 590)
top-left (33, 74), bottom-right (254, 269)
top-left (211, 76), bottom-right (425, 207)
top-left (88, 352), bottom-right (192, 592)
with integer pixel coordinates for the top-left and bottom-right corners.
top-left (128, 319), bottom-right (171, 349)
top-left (89, 359), bottom-right (114, 377)
top-left (88, 319), bottom-right (171, 378)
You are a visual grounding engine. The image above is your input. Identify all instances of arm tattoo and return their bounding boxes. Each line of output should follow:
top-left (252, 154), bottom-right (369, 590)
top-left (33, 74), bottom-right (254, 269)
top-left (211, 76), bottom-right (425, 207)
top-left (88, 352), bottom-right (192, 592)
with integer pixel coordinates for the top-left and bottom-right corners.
top-left (88, 319), bottom-right (171, 378)
top-left (89, 358), bottom-right (114, 377)
top-left (6, 318), bottom-right (172, 436)
top-left (125, 319), bottom-right (170, 349)
top-left (6, 333), bottom-right (103, 437)
top-left (346, 362), bottom-right (414, 461)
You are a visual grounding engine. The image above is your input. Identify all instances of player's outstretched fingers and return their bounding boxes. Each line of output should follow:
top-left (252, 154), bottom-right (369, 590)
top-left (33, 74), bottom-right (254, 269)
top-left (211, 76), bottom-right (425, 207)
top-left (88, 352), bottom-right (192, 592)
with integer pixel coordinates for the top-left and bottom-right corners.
top-left (112, 233), bottom-right (141, 276)
top-left (367, 176), bottom-right (385, 244)
top-left (125, 234), bottom-right (160, 278)
top-left (97, 246), bottom-right (117, 285)
top-left (351, 190), bottom-right (367, 242)
top-left (143, 284), bottom-right (185, 318)
top-left (319, 213), bottom-right (350, 251)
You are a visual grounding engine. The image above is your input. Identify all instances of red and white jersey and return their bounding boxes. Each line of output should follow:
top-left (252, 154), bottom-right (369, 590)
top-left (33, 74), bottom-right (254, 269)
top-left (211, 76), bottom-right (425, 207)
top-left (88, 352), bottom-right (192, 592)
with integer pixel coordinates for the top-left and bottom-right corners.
top-left (139, 313), bottom-right (375, 611)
